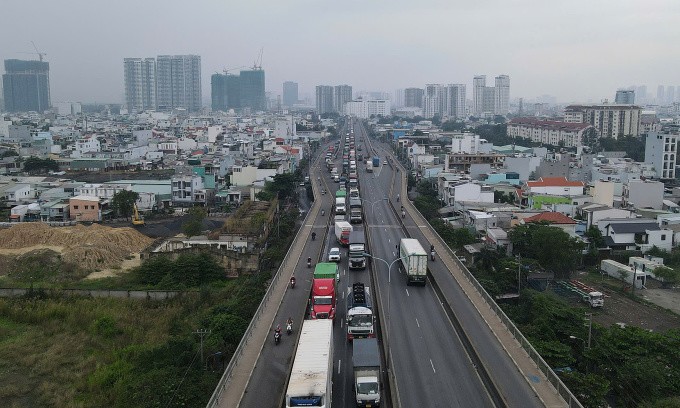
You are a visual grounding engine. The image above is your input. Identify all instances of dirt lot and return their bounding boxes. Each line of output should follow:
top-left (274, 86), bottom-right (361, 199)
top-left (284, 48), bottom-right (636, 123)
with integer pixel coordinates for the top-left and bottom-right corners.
top-left (565, 271), bottom-right (680, 332)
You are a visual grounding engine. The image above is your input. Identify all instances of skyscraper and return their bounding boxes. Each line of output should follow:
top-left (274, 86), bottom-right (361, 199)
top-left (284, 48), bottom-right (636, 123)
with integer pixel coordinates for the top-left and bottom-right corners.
top-left (404, 88), bottom-right (424, 108)
top-left (156, 55), bottom-right (201, 112)
top-left (445, 84), bottom-right (466, 119)
top-left (494, 75), bottom-right (510, 115)
top-left (240, 68), bottom-right (266, 111)
top-left (283, 81), bottom-right (298, 107)
top-left (473, 75), bottom-right (486, 115)
top-left (334, 85), bottom-right (352, 113)
top-left (124, 58), bottom-right (156, 113)
top-left (657, 85), bottom-right (665, 104)
top-left (667, 86), bottom-right (675, 105)
top-left (316, 86), bottom-right (334, 115)
top-left (615, 90), bottom-right (635, 104)
top-left (2, 59), bottom-right (51, 112)
top-left (423, 84), bottom-right (443, 118)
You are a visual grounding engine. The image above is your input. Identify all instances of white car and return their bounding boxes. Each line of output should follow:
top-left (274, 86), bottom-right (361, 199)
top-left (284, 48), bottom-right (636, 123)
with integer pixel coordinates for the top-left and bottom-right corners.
top-left (328, 247), bottom-right (341, 262)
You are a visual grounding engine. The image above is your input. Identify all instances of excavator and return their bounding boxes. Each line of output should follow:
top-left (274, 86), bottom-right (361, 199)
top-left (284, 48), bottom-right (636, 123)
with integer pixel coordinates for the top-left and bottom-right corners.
top-left (132, 203), bottom-right (145, 226)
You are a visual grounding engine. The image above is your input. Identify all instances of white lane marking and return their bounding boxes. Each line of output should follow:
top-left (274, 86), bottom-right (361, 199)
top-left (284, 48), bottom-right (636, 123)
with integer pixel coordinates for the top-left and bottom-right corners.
top-left (338, 360), bottom-right (342, 374)
top-left (341, 319), bottom-right (344, 328)
top-left (405, 288), bottom-right (410, 297)
top-left (430, 359), bottom-right (436, 373)
top-left (388, 238), bottom-right (391, 243)
top-left (416, 318), bottom-right (420, 328)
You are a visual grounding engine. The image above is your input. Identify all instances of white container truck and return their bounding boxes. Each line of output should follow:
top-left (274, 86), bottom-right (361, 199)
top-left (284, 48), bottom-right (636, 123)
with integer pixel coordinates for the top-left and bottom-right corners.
top-left (399, 238), bottom-right (428, 286)
top-left (352, 338), bottom-right (381, 407)
top-left (335, 221), bottom-right (353, 246)
top-left (601, 259), bottom-right (647, 289)
top-left (285, 319), bottom-right (333, 408)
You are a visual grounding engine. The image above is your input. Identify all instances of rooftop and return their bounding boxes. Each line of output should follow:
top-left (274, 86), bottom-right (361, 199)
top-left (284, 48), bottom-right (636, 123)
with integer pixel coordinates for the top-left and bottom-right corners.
top-left (524, 212), bottom-right (577, 225)
top-left (527, 177), bottom-right (584, 188)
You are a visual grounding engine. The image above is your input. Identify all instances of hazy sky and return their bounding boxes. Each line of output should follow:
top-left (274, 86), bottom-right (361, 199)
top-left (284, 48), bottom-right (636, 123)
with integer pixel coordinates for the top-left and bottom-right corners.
top-left (1, 0), bottom-right (679, 104)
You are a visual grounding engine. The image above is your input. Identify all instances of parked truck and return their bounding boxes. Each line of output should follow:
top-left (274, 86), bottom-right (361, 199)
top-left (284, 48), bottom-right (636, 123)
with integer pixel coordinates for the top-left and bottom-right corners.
top-left (399, 238), bottom-right (428, 286)
top-left (285, 319), bottom-right (333, 408)
top-left (601, 259), bottom-right (647, 289)
top-left (346, 282), bottom-right (373, 341)
top-left (352, 338), bottom-right (381, 407)
top-left (334, 221), bottom-right (353, 246)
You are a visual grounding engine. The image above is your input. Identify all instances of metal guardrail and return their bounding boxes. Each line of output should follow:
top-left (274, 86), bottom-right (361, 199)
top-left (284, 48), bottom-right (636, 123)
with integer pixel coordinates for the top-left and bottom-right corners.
top-left (205, 154), bottom-right (321, 408)
top-left (390, 158), bottom-right (584, 408)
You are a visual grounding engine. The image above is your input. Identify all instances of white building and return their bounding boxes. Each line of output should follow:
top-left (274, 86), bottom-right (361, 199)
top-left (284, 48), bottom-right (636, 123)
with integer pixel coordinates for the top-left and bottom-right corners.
top-left (450, 133), bottom-right (491, 154)
top-left (55, 101), bottom-right (82, 116)
top-left (525, 177), bottom-right (585, 196)
top-left (441, 181), bottom-right (494, 206)
top-left (123, 57), bottom-right (156, 112)
top-left (494, 75), bottom-right (510, 116)
top-left (72, 135), bottom-right (101, 158)
top-left (473, 74), bottom-right (509, 116)
top-left (171, 174), bottom-right (206, 206)
top-left (229, 165), bottom-right (277, 187)
top-left (345, 99), bottom-right (391, 118)
top-left (644, 131), bottom-right (678, 179)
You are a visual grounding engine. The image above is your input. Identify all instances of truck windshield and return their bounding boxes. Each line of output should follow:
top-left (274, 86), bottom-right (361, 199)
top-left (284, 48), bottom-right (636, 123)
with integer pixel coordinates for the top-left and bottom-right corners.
top-left (314, 296), bottom-right (332, 305)
top-left (348, 314), bottom-right (372, 327)
top-left (357, 382), bottom-right (379, 395)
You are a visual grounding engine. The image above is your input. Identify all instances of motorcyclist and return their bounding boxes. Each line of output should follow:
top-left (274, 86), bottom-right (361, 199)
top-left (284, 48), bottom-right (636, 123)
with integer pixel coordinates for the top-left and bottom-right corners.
top-left (290, 275), bottom-right (296, 288)
top-left (402, 209), bottom-right (405, 219)
top-left (307, 257), bottom-right (312, 267)
top-left (275, 325), bottom-right (282, 336)
top-left (312, 232), bottom-right (316, 241)
top-left (397, 194), bottom-right (400, 202)
top-left (431, 249), bottom-right (436, 261)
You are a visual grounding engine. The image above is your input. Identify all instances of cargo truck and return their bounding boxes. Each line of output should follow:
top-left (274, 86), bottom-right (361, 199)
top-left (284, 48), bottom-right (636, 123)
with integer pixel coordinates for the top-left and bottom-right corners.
top-left (311, 278), bottom-right (336, 319)
top-left (334, 221), bottom-right (353, 246)
top-left (372, 156), bottom-right (380, 168)
top-left (346, 282), bottom-right (373, 341)
top-left (285, 320), bottom-right (333, 408)
top-left (314, 262), bottom-right (339, 281)
top-left (601, 259), bottom-right (647, 289)
top-left (399, 238), bottom-right (428, 286)
top-left (335, 197), bottom-right (347, 215)
top-left (348, 230), bottom-right (366, 269)
top-left (349, 198), bottom-right (363, 224)
top-left (366, 161), bottom-right (373, 173)
top-left (352, 338), bottom-right (381, 407)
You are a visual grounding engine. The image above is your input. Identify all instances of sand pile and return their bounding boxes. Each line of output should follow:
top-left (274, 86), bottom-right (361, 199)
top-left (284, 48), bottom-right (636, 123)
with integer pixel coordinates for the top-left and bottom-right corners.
top-left (0, 223), bottom-right (154, 271)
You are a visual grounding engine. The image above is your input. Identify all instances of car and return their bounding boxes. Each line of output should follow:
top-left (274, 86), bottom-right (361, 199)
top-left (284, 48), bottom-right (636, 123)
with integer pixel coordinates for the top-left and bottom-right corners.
top-left (383, 160), bottom-right (387, 165)
top-left (299, 182), bottom-right (305, 186)
top-left (328, 247), bottom-right (341, 262)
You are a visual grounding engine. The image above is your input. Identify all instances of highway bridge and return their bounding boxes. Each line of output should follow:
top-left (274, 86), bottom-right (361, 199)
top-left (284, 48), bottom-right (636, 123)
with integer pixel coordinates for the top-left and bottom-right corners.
top-left (207, 118), bottom-right (580, 408)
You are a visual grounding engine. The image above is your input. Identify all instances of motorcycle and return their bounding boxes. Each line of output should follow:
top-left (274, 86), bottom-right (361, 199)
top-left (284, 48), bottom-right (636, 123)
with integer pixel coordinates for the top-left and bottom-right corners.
top-left (430, 251), bottom-right (435, 261)
top-left (286, 323), bottom-right (292, 335)
top-left (307, 257), bottom-right (312, 268)
top-left (274, 330), bottom-right (281, 345)
top-left (321, 209), bottom-right (325, 216)
top-left (312, 232), bottom-right (316, 241)
top-left (402, 210), bottom-right (406, 219)
top-left (290, 277), bottom-right (296, 289)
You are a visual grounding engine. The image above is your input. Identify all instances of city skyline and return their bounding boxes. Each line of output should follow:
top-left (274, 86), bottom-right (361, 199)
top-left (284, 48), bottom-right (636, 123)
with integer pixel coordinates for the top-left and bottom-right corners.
top-left (0, 0), bottom-right (679, 105)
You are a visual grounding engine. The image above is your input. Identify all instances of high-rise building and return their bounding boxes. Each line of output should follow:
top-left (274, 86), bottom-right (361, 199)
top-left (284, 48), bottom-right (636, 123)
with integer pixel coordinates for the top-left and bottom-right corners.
top-left (404, 88), bottom-right (424, 108)
top-left (494, 75), bottom-right (510, 115)
top-left (473, 74), bottom-right (510, 116)
top-left (445, 84), bottom-right (466, 119)
top-left (315, 85), bottom-right (334, 115)
top-left (156, 55), bottom-right (201, 112)
top-left (240, 68), bottom-right (266, 111)
top-left (393, 89), bottom-right (404, 108)
top-left (473, 75), bottom-right (486, 115)
top-left (645, 131), bottom-right (679, 179)
top-left (564, 104), bottom-right (641, 138)
top-left (283, 81), bottom-right (298, 107)
top-left (423, 84), bottom-right (444, 118)
top-left (334, 85), bottom-right (352, 113)
top-left (2, 59), bottom-right (51, 113)
top-left (636, 85), bottom-right (647, 103)
top-left (123, 58), bottom-right (156, 113)
top-left (210, 72), bottom-right (245, 112)
top-left (345, 98), bottom-right (391, 118)
top-left (667, 86), bottom-right (675, 105)
top-left (657, 85), bottom-right (665, 104)
top-left (615, 90), bottom-right (635, 104)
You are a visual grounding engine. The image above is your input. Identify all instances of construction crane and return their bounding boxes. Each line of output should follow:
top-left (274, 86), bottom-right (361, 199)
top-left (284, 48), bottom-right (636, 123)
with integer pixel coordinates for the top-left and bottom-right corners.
top-left (222, 65), bottom-right (248, 75)
top-left (31, 41), bottom-right (47, 62)
top-left (132, 203), bottom-right (145, 226)
top-left (252, 47), bottom-right (263, 70)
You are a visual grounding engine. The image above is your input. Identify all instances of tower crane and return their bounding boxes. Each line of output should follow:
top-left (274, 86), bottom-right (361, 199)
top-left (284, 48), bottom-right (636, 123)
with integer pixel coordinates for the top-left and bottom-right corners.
top-left (31, 41), bottom-right (47, 62)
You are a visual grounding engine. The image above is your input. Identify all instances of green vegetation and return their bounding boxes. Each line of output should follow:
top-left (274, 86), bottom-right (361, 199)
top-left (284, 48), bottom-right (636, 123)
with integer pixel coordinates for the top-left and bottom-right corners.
top-left (110, 190), bottom-right (140, 218)
top-left (530, 195), bottom-right (571, 209)
top-left (508, 223), bottom-right (584, 279)
top-left (22, 156), bottom-right (59, 174)
top-left (598, 135), bottom-right (646, 162)
top-left (255, 173), bottom-right (301, 201)
top-left (0, 274), bottom-right (266, 407)
top-left (182, 207), bottom-right (207, 238)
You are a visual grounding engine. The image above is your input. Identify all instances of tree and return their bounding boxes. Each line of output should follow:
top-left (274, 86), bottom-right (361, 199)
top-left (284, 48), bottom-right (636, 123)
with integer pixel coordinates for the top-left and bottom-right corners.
top-left (508, 223), bottom-right (584, 279)
top-left (182, 207), bottom-right (207, 238)
top-left (23, 157), bottom-right (59, 174)
top-left (651, 266), bottom-right (680, 288)
top-left (110, 190), bottom-right (140, 219)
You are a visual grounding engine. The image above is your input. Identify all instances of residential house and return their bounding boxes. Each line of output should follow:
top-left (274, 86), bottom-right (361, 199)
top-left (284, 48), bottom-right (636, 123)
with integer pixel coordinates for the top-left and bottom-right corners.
top-left (441, 180), bottom-right (494, 207)
top-left (3, 184), bottom-right (32, 203)
top-left (171, 174), bottom-right (208, 207)
top-left (599, 218), bottom-right (672, 252)
top-left (623, 180), bottom-right (664, 210)
top-left (523, 212), bottom-right (577, 234)
top-left (69, 195), bottom-right (103, 222)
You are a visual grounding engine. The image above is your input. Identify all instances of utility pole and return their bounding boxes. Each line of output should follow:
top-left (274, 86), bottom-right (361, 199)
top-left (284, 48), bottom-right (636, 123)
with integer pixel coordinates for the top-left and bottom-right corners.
top-left (585, 313), bottom-right (592, 349)
top-left (193, 329), bottom-right (211, 369)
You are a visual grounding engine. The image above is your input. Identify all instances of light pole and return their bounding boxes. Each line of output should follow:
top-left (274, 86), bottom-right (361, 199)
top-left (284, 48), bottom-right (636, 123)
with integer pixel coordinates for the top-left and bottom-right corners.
top-left (362, 251), bottom-right (409, 369)
top-left (569, 335), bottom-right (587, 349)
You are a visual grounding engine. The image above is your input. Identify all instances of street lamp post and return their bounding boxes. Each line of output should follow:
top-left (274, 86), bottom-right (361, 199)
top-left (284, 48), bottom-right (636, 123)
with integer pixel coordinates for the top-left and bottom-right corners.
top-left (362, 251), bottom-right (409, 369)
top-left (569, 335), bottom-right (587, 349)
